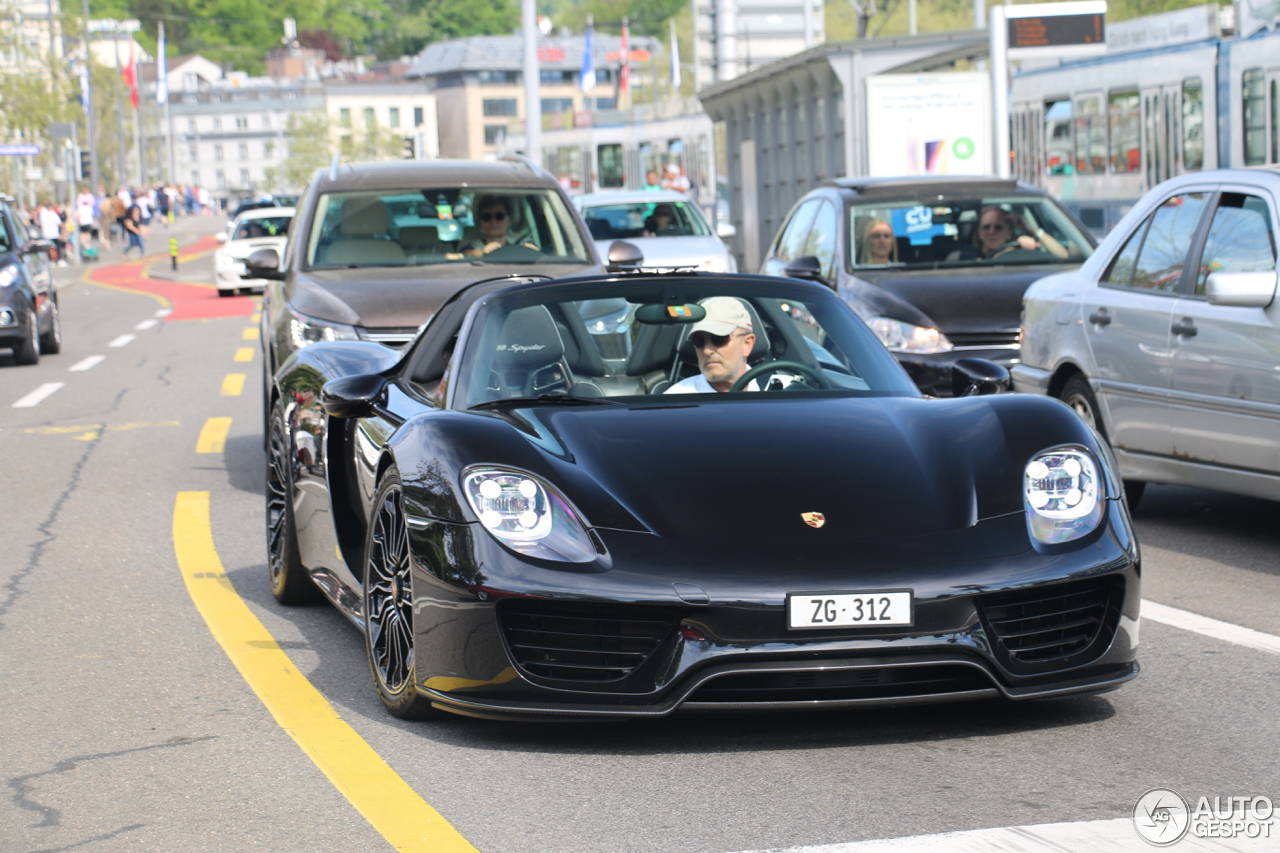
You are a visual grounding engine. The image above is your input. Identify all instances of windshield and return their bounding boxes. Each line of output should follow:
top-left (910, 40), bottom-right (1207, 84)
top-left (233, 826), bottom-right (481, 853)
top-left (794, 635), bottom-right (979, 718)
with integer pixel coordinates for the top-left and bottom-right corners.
top-left (580, 200), bottom-right (711, 240)
top-left (304, 188), bottom-right (591, 269)
top-left (849, 196), bottom-right (1093, 270)
top-left (232, 215), bottom-right (291, 241)
top-left (448, 280), bottom-right (919, 409)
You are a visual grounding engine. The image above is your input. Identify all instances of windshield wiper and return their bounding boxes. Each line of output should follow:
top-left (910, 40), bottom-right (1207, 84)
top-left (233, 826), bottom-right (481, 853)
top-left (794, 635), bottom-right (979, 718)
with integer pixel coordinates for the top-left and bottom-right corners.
top-left (469, 393), bottom-right (623, 411)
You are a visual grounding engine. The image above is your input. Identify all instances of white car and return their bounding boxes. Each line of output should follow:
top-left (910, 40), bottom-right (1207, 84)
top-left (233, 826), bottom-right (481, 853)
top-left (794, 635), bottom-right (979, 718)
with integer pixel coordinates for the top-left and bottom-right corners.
top-left (214, 207), bottom-right (295, 296)
top-left (573, 191), bottom-right (737, 272)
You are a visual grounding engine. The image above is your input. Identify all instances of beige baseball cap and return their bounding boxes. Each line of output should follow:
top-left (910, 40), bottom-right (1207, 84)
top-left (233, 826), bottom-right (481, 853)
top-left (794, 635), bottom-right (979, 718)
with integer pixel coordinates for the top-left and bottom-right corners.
top-left (690, 297), bottom-right (752, 337)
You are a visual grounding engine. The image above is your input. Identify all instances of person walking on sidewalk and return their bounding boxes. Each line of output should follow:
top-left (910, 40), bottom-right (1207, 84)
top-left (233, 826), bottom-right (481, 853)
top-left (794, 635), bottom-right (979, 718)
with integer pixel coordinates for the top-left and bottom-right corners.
top-left (122, 204), bottom-right (145, 258)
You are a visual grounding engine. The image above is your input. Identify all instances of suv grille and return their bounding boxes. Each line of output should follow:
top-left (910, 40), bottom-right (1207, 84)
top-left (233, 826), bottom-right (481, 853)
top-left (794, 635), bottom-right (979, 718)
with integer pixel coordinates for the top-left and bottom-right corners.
top-left (499, 600), bottom-right (676, 684)
top-left (978, 576), bottom-right (1123, 672)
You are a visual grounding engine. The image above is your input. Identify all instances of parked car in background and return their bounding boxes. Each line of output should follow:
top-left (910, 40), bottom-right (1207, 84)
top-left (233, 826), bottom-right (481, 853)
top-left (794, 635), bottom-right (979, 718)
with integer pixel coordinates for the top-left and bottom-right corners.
top-left (214, 206), bottom-right (294, 297)
top-left (762, 177), bottom-right (1096, 395)
top-left (575, 190), bottom-right (736, 272)
top-left (0, 197), bottom-right (60, 365)
top-left (1013, 169), bottom-right (1280, 509)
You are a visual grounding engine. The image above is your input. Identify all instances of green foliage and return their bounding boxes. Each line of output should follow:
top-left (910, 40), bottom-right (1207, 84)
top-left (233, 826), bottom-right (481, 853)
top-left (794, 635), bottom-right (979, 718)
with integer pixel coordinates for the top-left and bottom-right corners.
top-left (274, 110), bottom-right (334, 191)
top-left (556, 0), bottom-right (686, 37)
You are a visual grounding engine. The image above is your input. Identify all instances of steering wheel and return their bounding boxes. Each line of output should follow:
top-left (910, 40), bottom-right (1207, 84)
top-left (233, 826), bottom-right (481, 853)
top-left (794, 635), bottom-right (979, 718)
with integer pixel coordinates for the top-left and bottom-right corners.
top-left (729, 360), bottom-right (831, 392)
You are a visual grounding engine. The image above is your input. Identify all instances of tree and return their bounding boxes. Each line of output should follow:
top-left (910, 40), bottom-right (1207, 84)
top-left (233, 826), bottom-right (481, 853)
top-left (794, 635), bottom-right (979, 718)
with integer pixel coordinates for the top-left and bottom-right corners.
top-left (272, 110), bottom-right (333, 191)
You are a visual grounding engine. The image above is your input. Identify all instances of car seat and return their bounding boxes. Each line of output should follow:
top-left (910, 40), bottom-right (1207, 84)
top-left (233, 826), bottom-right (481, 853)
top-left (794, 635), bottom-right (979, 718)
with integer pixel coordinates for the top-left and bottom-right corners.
top-left (323, 199), bottom-right (406, 265)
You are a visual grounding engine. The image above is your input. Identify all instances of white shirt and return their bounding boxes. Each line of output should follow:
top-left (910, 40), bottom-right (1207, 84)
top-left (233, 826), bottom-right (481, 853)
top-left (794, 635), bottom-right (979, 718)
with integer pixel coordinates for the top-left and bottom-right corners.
top-left (666, 374), bottom-right (759, 394)
top-left (38, 207), bottom-right (62, 240)
top-left (135, 195), bottom-right (151, 216)
top-left (76, 193), bottom-right (96, 226)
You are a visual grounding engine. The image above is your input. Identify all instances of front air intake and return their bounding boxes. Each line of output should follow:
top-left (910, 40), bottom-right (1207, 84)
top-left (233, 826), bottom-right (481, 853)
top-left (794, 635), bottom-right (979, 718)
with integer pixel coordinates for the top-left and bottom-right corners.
top-left (978, 576), bottom-right (1123, 673)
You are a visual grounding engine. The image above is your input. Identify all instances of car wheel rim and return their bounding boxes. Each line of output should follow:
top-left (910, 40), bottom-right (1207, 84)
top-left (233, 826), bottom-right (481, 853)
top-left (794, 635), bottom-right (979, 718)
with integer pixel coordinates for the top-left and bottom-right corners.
top-left (265, 413), bottom-right (290, 583)
top-left (1065, 392), bottom-right (1095, 428)
top-left (367, 486), bottom-right (413, 694)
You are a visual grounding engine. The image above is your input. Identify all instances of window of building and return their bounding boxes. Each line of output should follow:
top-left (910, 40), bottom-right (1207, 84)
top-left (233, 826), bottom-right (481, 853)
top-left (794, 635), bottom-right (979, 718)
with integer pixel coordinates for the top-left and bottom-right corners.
top-left (1183, 79), bottom-right (1204, 171)
top-left (389, 107), bottom-right (400, 129)
top-left (590, 96), bottom-right (616, 111)
top-left (235, 116), bottom-right (248, 129)
top-left (240, 168), bottom-right (250, 186)
top-left (1108, 90), bottom-right (1140, 173)
top-left (339, 108), bottom-right (351, 128)
top-left (282, 89), bottom-right (297, 99)
top-left (264, 141), bottom-right (274, 159)
top-left (541, 97), bottom-right (573, 114)
top-left (541, 70), bottom-right (574, 85)
top-left (190, 170), bottom-right (199, 186)
top-left (364, 107), bottom-right (376, 130)
top-left (483, 98), bottom-right (518, 117)
top-left (1074, 95), bottom-right (1106, 174)
top-left (598, 143), bottom-right (624, 188)
top-left (214, 144), bottom-right (223, 161)
top-left (187, 118), bottom-right (197, 133)
top-left (212, 117), bottom-right (222, 131)
top-left (484, 125), bottom-right (506, 146)
top-left (476, 70), bottom-right (518, 85)
top-left (238, 143), bottom-right (249, 160)
top-left (262, 115), bottom-right (271, 129)
top-left (414, 106), bottom-right (424, 126)
top-left (215, 169), bottom-right (226, 189)
top-left (189, 145), bottom-right (198, 163)
top-left (595, 68), bottom-right (611, 84)
top-left (1243, 68), bottom-right (1266, 166)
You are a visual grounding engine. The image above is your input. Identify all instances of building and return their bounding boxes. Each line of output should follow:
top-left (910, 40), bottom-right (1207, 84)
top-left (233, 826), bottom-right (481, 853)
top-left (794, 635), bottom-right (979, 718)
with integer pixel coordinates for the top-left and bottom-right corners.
top-left (325, 80), bottom-right (439, 161)
top-left (405, 33), bottom-right (661, 160)
top-left (0, 0), bottom-right (63, 74)
top-left (692, 0), bottom-right (825, 89)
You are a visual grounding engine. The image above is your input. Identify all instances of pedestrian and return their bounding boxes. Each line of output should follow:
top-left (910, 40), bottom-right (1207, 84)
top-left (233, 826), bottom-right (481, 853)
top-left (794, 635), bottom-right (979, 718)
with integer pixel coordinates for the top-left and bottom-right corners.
top-left (76, 186), bottom-right (97, 245)
top-left (156, 185), bottom-right (170, 226)
top-left (134, 189), bottom-right (153, 236)
top-left (37, 202), bottom-right (64, 263)
top-left (122, 204), bottom-right (145, 258)
top-left (96, 185), bottom-right (115, 251)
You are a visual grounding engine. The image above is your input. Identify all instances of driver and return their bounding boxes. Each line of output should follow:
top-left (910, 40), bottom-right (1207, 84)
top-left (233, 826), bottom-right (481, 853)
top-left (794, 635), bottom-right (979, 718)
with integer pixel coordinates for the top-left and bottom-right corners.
top-left (463, 196), bottom-right (537, 256)
top-left (666, 297), bottom-right (761, 393)
top-left (954, 207), bottom-right (1069, 260)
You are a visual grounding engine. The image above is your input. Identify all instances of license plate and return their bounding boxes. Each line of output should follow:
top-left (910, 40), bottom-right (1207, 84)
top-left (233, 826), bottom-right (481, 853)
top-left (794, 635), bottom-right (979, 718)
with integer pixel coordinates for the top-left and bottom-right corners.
top-left (787, 590), bottom-right (913, 629)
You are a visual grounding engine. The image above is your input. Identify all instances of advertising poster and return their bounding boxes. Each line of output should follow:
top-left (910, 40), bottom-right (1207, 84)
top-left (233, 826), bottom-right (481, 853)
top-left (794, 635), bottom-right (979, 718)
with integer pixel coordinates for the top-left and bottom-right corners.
top-left (866, 73), bottom-right (992, 177)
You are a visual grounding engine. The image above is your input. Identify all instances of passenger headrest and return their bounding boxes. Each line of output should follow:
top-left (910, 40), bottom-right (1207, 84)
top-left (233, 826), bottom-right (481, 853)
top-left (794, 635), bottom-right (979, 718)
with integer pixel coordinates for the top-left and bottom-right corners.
top-left (340, 199), bottom-right (389, 236)
top-left (492, 306), bottom-right (565, 370)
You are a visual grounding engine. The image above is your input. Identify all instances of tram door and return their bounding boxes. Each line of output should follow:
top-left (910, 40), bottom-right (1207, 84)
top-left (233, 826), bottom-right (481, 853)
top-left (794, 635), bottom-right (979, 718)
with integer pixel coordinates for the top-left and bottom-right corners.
top-left (1012, 104), bottom-right (1044, 186)
top-left (1142, 85), bottom-right (1183, 189)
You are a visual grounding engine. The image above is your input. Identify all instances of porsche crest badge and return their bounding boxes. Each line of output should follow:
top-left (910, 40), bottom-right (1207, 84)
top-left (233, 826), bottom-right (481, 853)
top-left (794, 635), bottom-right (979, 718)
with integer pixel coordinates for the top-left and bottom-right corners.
top-left (801, 512), bottom-right (826, 528)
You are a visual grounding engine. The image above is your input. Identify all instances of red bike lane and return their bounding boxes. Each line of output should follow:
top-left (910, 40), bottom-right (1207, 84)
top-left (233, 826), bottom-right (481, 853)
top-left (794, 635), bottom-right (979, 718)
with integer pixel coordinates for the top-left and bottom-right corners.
top-left (84, 235), bottom-right (257, 321)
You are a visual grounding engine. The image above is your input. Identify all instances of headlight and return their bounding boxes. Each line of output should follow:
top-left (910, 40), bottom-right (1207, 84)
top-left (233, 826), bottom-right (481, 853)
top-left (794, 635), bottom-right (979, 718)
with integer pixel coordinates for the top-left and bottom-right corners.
top-left (462, 468), bottom-right (598, 562)
top-left (701, 256), bottom-right (729, 273)
top-left (0, 264), bottom-right (18, 289)
top-left (287, 306), bottom-right (359, 349)
top-left (867, 317), bottom-right (953, 354)
top-left (215, 253), bottom-right (242, 268)
top-left (1024, 448), bottom-right (1105, 544)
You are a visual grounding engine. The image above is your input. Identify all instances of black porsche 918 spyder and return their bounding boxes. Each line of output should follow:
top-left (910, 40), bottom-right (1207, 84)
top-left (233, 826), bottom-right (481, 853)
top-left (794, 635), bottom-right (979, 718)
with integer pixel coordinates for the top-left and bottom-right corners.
top-left (266, 271), bottom-right (1140, 721)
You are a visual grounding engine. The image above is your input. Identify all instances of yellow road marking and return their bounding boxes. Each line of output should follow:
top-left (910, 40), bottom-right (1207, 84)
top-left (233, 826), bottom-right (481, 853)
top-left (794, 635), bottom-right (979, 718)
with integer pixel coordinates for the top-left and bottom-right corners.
top-left (242, 327), bottom-right (259, 340)
top-left (234, 347), bottom-right (254, 362)
top-left (172, 492), bottom-right (479, 853)
top-left (251, 312), bottom-right (262, 323)
top-left (221, 374), bottom-right (246, 396)
top-left (25, 420), bottom-right (180, 439)
top-left (196, 417), bottom-right (232, 453)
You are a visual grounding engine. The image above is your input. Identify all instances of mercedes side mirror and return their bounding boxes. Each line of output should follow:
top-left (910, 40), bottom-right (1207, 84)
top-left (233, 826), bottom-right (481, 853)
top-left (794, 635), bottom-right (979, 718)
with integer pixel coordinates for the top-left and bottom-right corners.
top-left (783, 255), bottom-right (830, 288)
top-left (244, 247), bottom-right (285, 280)
top-left (1206, 271), bottom-right (1277, 308)
top-left (716, 221), bottom-right (737, 240)
top-left (952, 358), bottom-right (1011, 397)
top-left (322, 374), bottom-right (388, 419)
top-left (605, 240), bottom-right (644, 273)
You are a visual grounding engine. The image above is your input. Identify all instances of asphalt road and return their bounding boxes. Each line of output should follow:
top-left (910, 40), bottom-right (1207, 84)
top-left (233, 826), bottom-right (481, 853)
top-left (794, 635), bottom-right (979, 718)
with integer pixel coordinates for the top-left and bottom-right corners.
top-left (2, 226), bottom-right (1277, 853)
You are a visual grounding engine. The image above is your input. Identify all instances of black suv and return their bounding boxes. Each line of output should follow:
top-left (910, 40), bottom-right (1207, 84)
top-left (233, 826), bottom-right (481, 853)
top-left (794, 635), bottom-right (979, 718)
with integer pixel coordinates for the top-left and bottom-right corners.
top-left (762, 177), bottom-right (1095, 395)
top-left (251, 158), bottom-right (605, 402)
top-left (0, 199), bottom-right (60, 365)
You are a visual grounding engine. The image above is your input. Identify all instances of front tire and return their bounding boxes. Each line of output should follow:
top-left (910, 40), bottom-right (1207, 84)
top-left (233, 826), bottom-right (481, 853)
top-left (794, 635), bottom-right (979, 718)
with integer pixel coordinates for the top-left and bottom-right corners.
top-left (1058, 374), bottom-right (1145, 512)
top-left (266, 399), bottom-right (322, 604)
top-left (364, 470), bottom-right (440, 719)
top-left (13, 309), bottom-right (39, 365)
top-left (39, 300), bottom-right (61, 355)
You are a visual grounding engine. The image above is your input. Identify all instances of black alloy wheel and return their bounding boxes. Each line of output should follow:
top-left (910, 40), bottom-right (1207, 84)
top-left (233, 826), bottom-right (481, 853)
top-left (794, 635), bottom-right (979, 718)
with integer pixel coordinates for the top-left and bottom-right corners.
top-left (1058, 374), bottom-right (1145, 512)
top-left (364, 470), bottom-right (440, 719)
top-left (13, 308), bottom-right (39, 365)
top-left (39, 300), bottom-right (61, 354)
top-left (266, 399), bottom-right (321, 604)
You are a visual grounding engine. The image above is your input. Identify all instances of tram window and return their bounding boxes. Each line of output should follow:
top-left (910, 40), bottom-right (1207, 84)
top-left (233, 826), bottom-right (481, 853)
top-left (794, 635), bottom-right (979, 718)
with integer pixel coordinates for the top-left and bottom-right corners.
top-left (1074, 96), bottom-right (1106, 174)
top-left (598, 144), bottom-right (624, 189)
top-left (1243, 69), bottom-right (1266, 166)
top-left (1045, 99), bottom-right (1073, 175)
top-left (1109, 90), bottom-right (1140, 173)
top-left (1183, 79), bottom-right (1204, 171)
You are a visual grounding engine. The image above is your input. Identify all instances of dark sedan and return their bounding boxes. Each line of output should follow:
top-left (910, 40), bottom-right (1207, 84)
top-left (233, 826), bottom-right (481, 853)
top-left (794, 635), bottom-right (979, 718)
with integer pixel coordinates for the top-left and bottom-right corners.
top-left (762, 177), bottom-right (1096, 396)
top-left (266, 271), bottom-right (1139, 721)
top-left (0, 199), bottom-right (60, 365)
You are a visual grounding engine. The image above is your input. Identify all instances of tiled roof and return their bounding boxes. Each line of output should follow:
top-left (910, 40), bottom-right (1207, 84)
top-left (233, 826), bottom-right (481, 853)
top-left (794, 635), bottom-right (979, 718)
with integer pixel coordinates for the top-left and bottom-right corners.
top-left (406, 33), bottom-right (660, 77)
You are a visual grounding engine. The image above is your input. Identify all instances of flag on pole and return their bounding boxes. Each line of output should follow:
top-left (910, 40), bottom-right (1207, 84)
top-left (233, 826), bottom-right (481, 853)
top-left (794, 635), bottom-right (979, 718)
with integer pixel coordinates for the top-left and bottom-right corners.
top-left (77, 61), bottom-right (90, 110)
top-left (579, 15), bottom-right (595, 93)
top-left (156, 22), bottom-right (168, 104)
top-left (122, 41), bottom-right (139, 109)
top-left (619, 17), bottom-right (630, 104)
top-left (669, 18), bottom-right (680, 96)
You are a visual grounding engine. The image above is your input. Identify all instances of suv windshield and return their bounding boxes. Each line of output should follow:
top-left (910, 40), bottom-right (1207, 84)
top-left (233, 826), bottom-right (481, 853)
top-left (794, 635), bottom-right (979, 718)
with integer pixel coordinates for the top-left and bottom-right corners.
top-left (232, 215), bottom-right (291, 240)
top-left (580, 200), bottom-right (710, 240)
top-left (849, 196), bottom-right (1093, 270)
top-left (304, 188), bottom-right (591, 269)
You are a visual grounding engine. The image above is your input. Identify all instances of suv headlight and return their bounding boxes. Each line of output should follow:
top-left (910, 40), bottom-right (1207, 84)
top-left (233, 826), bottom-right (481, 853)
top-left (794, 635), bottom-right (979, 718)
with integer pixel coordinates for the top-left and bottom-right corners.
top-left (867, 317), bottom-right (953, 354)
top-left (287, 305), bottom-right (359, 349)
top-left (1024, 447), bottom-right (1105, 544)
top-left (462, 467), bottom-right (598, 562)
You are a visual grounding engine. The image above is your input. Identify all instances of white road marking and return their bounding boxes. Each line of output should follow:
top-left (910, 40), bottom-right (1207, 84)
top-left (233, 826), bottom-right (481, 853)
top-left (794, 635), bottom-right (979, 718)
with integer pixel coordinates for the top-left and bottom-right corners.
top-left (1142, 600), bottom-right (1280, 656)
top-left (154, 307), bottom-right (172, 318)
top-left (68, 355), bottom-right (106, 372)
top-left (12, 382), bottom-right (65, 408)
top-left (728, 817), bottom-right (1272, 852)
top-left (108, 334), bottom-right (136, 348)
top-left (135, 319), bottom-right (159, 331)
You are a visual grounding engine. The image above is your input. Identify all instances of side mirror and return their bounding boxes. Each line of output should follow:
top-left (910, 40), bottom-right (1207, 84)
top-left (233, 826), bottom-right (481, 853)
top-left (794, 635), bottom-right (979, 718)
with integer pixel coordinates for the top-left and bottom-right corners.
top-left (321, 374), bottom-right (388, 419)
top-left (245, 247), bottom-right (285, 280)
top-left (25, 238), bottom-right (55, 255)
top-left (951, 358), bottom-right (1011, 397)
top-left (216, 232), bottom-right (227, 244)
top-left (716, 221), bottom-right (737, 239)
top-left (605, 240), bottom-right (643, 273)
top-left (1206, 271), bottom-right (1277, 308)
top-left (783, 255), bottom-right (830, 287)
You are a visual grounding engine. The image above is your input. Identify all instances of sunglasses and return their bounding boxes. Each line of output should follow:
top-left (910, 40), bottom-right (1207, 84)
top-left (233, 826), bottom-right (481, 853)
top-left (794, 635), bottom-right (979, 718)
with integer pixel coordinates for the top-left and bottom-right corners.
top-left (690, 331), bottom-right (744, 349)
top-left (480, 211), bottom-right (507, 222)
top-left (980, 222), bottom-right (1009, 232)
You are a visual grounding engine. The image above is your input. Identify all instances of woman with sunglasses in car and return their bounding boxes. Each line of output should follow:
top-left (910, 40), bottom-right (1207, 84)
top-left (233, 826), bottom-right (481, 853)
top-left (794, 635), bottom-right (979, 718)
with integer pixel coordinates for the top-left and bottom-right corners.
top-left (463, 196), bottom-right (538, 257)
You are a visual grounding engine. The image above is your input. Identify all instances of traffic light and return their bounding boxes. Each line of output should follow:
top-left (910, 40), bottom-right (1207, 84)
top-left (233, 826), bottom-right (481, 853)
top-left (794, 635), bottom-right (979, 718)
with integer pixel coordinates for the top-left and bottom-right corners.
top-left (402, 136), bottom-right (415, 160)
top-left (78, 150), bottom-right (90, 182)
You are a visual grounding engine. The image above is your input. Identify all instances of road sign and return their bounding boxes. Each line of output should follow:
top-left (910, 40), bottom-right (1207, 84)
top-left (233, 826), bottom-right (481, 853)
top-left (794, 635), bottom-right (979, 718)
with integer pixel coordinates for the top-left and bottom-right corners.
top-left (25, 168), bottom-right (44, 181)
top-left (0, 144), bottom-right (41, 157)
top-left (1007, 1), bottom-right (1107, 59)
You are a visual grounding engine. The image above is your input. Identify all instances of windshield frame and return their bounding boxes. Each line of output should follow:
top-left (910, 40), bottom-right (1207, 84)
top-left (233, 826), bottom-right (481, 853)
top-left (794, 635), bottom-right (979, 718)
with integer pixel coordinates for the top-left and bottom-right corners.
top-left (844, 193), bottom-right (1096, 273)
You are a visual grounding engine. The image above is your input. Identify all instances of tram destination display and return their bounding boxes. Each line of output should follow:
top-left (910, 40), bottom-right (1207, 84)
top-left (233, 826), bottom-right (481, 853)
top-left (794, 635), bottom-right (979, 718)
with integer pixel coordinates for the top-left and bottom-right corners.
top-left (1006, 1), bottom-right (1107, 59)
